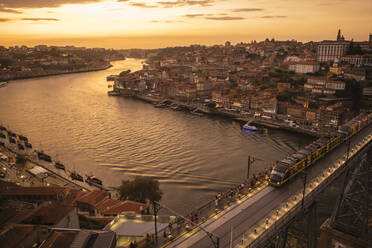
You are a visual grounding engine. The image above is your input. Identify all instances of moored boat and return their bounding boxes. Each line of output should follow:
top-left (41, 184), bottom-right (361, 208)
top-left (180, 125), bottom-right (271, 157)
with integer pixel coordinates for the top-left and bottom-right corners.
top-left (86, 175), bottom-right (103, 186)
top-left (0, 82), bottom-right (7, 88)
top-left (25, 142), bottom-right (32, 149)
top-left (171, 105), bottom-right (181, 111)
top-left (0, 126), bottom-right (6, 131)
top-left (154, 103), bottom-right (167, 108)
top-left (9, 137), bottom-right (16, 144)
top-left (19, 135), bottom-right (28, 142)
top-left (0, 133), bottom-right (5, 139)
top-left (37, 151), bottom-right (52, 162)
top-left (7, 131), bottom-right (16, 137)
top-left (108, 90), bottom-right (120, 96)
top-left (106, 75), bottom-right (117, 81)
top-left (242, 123), bottom-right (258, 132)
top-left (70, 172), bottom-right (84, 182)
top-left (55, 162), bottom-right (66, 171)
top-left (18, 143), bottom-right (25, 150)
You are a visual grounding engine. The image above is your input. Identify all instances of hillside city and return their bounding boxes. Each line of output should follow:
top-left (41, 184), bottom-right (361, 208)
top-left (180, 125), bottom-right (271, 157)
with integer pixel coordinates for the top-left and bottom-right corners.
top-left (111, 30), bottom-right (372, 134)
top-left (0, 30), bottom-right (372, 248)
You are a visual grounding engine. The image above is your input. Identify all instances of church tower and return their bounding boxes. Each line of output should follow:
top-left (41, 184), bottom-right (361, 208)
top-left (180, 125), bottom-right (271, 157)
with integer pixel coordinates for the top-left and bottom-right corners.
top-left (336, 29), bottom-right (345, 41)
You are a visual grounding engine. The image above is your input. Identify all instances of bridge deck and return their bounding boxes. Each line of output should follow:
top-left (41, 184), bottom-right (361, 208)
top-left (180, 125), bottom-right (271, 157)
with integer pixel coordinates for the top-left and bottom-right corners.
top-left (164, 124), bottom-right (372, 248)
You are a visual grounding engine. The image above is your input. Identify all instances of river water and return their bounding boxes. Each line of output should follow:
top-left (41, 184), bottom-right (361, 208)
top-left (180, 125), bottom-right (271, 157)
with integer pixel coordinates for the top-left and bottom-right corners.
top-left (0, 59), bottom-right (314, 214)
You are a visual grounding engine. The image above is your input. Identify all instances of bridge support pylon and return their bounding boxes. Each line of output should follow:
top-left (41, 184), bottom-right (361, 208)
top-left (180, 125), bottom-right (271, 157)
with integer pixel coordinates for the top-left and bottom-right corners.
top-left (318, 146), bottom-right (372, 248)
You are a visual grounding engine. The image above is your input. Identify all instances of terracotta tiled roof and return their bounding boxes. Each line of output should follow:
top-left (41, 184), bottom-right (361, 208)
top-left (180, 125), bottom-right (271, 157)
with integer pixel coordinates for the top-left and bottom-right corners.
top-left (103, 200), bottom-right (148, 216)
top-left (95, 198), bottom-right (120, 213)
top-left (76, 190), bottom-right (109, 207)
top-left (21, 202), bottom-right (74, 226)
top-left (63, 188), bottom-right (86, 206)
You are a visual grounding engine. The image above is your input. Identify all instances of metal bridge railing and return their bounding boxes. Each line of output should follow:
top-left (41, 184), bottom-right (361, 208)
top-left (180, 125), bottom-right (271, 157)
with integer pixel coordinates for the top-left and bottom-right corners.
top-left (146, 172), bottom-right (272, 248)
top-left (236, 133), bottom-right (372, 248)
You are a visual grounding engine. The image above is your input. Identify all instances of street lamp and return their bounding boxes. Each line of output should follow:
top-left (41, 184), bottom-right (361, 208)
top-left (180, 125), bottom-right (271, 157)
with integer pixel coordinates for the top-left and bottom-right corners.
top-left (152, 201), bottom-right (159, 246)
top-left (346, 138), bottom-right (351, 161)
top-left (246, 155), bottom-right (263, 180)
top-left (301, 171), bottom-right (307, 213)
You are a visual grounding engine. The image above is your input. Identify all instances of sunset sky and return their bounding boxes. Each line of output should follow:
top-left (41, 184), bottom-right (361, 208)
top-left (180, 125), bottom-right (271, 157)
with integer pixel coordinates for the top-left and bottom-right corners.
top-left (1, 0), bottom-right (371, 49)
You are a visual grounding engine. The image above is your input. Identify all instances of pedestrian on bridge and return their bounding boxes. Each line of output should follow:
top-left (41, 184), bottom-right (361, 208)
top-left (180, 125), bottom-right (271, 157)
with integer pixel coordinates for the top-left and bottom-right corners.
top-left (145, 233), bottom-right (151, 246)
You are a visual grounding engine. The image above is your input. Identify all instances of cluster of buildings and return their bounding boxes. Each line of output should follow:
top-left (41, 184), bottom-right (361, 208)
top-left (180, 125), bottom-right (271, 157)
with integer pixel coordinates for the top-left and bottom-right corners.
top-left (113, 30), bottom-right (372, 131)
top-left (0, 45), bottom-right (124, 81)
top-left (0, 179), bottom-right (157, 248)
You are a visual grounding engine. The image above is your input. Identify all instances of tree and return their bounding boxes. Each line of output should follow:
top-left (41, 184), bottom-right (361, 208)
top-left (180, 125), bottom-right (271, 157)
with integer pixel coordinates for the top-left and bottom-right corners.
top-left (119, 176), bottom-right (162, 203)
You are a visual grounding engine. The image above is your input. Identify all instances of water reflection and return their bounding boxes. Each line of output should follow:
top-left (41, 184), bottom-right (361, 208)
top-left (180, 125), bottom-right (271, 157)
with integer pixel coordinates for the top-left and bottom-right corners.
top-left (0, 59), bottom-right (313, 213)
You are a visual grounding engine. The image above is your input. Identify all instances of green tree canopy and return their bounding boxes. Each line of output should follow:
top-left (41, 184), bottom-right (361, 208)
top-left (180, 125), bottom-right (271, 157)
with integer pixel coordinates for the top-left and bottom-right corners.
top-left (119, 176), bottom-right (162, 203)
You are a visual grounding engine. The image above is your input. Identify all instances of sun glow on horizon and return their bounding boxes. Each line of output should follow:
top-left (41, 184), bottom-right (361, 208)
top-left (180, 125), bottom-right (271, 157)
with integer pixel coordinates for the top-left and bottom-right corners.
top-left (0, 0), bottom-right (371, 48)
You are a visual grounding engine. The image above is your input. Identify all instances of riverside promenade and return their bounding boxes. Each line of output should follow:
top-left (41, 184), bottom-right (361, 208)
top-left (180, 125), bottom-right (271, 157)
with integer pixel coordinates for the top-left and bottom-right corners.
top-left (112, 91), bottom-right (321, 138)
top-left (0, 144), bottom-right (90, 191)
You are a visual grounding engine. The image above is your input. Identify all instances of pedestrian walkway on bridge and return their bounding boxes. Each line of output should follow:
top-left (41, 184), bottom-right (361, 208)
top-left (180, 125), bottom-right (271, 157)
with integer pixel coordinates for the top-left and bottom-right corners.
top-left (133, 169), bottom-right (273, 248)
top-left (236, 133), bottom-right (372, 248)
top-left (159, 125), bottom-right (372, 248)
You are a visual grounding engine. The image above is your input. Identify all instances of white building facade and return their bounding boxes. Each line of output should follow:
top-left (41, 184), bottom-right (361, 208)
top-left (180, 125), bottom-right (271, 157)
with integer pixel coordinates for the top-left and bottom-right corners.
top-left (317, 41), bottom-right (349, 62)
top-left (288, 61), bottom-right (320, 73)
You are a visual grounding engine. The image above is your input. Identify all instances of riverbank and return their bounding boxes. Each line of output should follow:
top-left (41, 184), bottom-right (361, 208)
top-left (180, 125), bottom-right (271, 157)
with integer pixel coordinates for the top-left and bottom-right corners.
top-left (2, 64), bottom-right (112, 82)
top-left (0, 57), bottom-right (311, 215)
top-left (0, 143), bottom-right (89, 190)
top-left (112, 92), bottom-right (322, 138)
top-left (0, 127), bottom-right (120, 194)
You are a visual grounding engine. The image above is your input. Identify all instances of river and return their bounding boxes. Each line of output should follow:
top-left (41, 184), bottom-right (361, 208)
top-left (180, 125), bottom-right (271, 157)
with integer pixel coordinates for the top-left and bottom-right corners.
top-left (0, 59), bottom-right (314, 214)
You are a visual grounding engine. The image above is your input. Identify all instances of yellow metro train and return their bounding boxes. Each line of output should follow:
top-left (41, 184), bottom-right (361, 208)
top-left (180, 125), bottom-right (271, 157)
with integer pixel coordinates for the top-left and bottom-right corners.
top-left (269, 112), bottom-right (372, 187)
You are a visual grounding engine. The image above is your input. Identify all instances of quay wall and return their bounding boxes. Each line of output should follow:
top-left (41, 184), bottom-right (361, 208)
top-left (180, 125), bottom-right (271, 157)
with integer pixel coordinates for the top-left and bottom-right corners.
top-left (115, 92), bottom-right (320, 138)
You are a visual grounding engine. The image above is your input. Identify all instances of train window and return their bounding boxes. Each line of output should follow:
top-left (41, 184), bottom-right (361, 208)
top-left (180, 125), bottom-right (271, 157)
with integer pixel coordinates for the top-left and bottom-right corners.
top-left (270, 174), bottom-right (282, 182)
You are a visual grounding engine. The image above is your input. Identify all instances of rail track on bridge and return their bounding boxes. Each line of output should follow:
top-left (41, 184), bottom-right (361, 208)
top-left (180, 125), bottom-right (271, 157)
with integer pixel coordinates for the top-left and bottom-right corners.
top-left (163, 124), bottom-right (372, 248)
